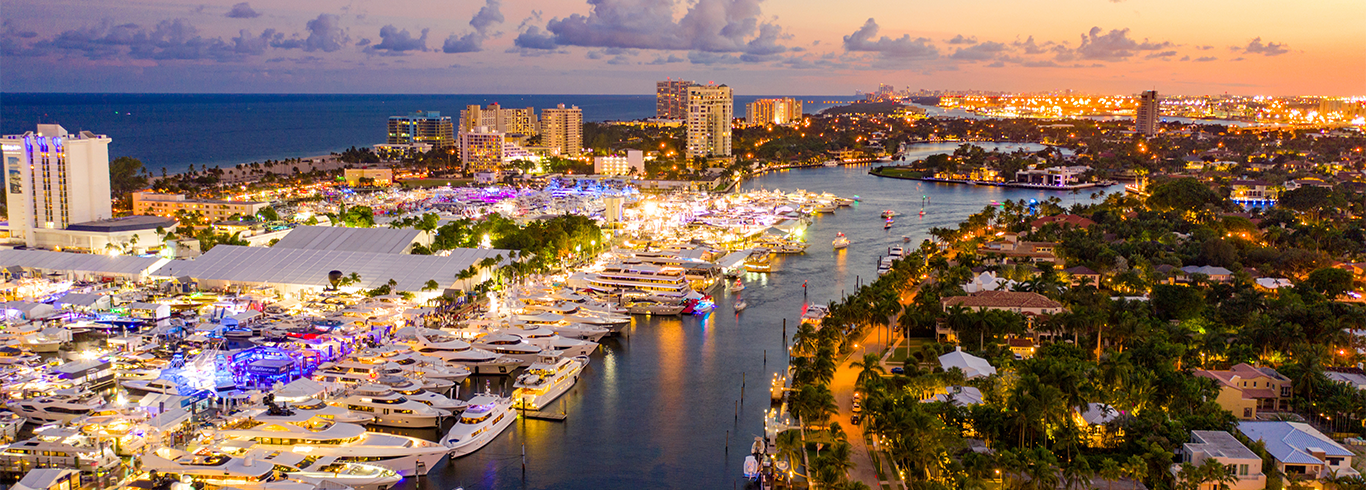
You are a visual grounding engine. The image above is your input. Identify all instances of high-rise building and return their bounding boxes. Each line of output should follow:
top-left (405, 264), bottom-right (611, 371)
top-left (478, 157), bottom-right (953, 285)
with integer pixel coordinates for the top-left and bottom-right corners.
top-left (539, 104), bottom-right (583, 157)
top-left (459, 127), bottom-right (539, 173)
top-left (1136, 90), bottom-right (1160, 136)
top-left (2, 124), bottom-right (113, 245)
top-left (746, 98), bottom-right (804, 126)
top-left (459, 103), bottom-right (538, 137)
top-left (686, 84), bottom-right (733, 158)
top-left (388, 111), bottom-right (454, 148)
top-left (656, 79), bottom-right (694, 120)
top-left (594, 150), bottom-right (645, 176)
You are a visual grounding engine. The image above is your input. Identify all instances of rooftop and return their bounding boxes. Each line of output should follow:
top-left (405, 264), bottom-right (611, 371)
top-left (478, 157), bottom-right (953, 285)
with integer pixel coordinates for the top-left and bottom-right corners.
top-left (271, 225), bottom-right (422, 254)
top-left (1237, 421), bottom-right (1352, 465)
top-left (66, 215), bottom-right (176, 232)
top-left (1189, 430), bottom-right (1260, 460)
top-left (942, 291), bottom-right (1063, 310)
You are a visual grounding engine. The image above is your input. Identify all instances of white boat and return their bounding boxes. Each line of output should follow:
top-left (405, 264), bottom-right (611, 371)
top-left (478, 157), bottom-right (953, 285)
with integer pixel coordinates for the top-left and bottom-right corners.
top-left (473, 332), bottom-right (546, 363)
top-left (512, 356), bottom-right (584, 411)
top-left (822, 160), bottom-right (838, 167)
top-left (214, 417), bottom-right (448, 476)
top-left (140, 448), bottom-right (320, 490)
top-left (889, 246), bottom-right (904, 257)
top-left (733, 279), bottom-right (745, 292)
top-left (442, 393), bottom-right (516, 458)
top-left (734, 300), bottom-right (748, 312)
top-left (0, 434), bottom-right (120, 473)
top-left (800, 305), bottom-right (829, 325)
top-left (881, 210), bottom-right (898, 218)
top-left (566, 261), bottom-right (691, 297)
top-left (122, 378), bottom-right (185, 397)
top-left (22, 328), bottom-right (70, 353)
top-left (6, 389), bottom-right (105, 424)
top-left (502, 327), bottom-right (599, 358)
top-left (330, 384), bottom-right (450, 427)
top-left (264, 397), bottom-right (375, 425)
top-left (242, 447), bottom-right (403, 490)
top-left (374, 375), bottom-right (467, 412)
top-left (622, 299), bottom-right (686, 316)
top-left (409, 336), bottom-right (527, 375)
top-left (833, 232), bottom-right (850, 250)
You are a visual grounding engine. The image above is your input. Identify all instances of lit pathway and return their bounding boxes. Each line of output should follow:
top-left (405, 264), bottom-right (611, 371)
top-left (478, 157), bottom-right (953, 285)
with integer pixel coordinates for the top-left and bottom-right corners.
top-left (830, 321), bottom-right (897, 489)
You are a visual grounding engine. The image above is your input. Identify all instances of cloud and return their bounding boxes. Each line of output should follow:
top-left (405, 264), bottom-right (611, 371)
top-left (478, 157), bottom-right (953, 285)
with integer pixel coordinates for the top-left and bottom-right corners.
top-left (1013, 36), bottom-right (1059, 55)
top-left (842, 18), bottom-right (937, 59)
top-left (946, 34), bottom-right (977, 45)
top-left (26, 18), bottom-right (260, 61)
top-left (1239, 37), bottom-right (1288, 56)
top-left (225, 2), bottom-right (261, 19)
top-left (646, 53), bottom-right (685, 64)
top-left (949, 41), bottom-right (1007, 61)
top-left (1144, 50), bottom-right (1176, 59)
top-left (1179, 55), bottom-right (1189, 61)
top-left (1194, 56), bottom-right (1216, 62)
top-left (517, 0), bottom-right (787, 57)
top-left (444, 0), bottom-right (504, 53)
top-left (356, 38), bottom-right (371, 47)
top-left (231, 28), bottom-right (280, 55)
top-left (272, 14), bottom-right (350, 52)
top-left (986, 60), bottom-right (1005, 68)
top-left (688, 50), bottom-right (742, 65)
top-left (368, 25), bottom-right (428, 54)
top-left (586, 50), bottom-right (604, 59)
top-left (1197, 45), bottom-right (1213, 50)
top-left (1072, 26), bottom-right (1172, 61)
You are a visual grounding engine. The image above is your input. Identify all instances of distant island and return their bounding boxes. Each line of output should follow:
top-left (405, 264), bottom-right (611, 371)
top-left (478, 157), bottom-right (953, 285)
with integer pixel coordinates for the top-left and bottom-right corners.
top-left (819, 100), bottom-right (907, 116)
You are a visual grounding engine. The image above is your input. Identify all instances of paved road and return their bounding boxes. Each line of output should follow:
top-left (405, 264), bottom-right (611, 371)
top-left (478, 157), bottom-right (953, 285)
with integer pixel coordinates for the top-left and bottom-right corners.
top-left (829, 322), bottom-right (897, 488)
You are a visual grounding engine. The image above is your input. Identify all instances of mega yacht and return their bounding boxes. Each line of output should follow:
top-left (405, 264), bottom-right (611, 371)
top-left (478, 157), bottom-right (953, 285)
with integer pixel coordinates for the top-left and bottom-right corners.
top-left (0, 430), bottom-right (119, 473)
top-left (122, 378), bottom-right (185, 397)
top-left (214, 416), bottom-right (448, 476)
top-left (384, 353), bottom-right (471, 383)
top-left (259, 396), bottom-right (374, 425)
top-left (6, 388), bottom-right (105, 424)
top-left (330, 384), bottom-right (449, 427)
top-left (140, 448), bottom-right (319, 490)
top-left (373, 375), bottom-right (467, 412)
top-left (442, 393), bottom-right (516, 458)
top-left (567, 261), bottom-right (691, 297)
top-left (621, 298), bottom-right (686, 316)
top-left (472, 333), bottom-right (545, 363)
top-left (312, 360), bottom-right (385, 386)
top-left (241, 447), bottom-right (403, 490)
top-left (499, 327), bottom-right (599, 358)
top-left (409, 336), bottom-right (526, 375)
top-left (512, 356), bottom-right (584, 411)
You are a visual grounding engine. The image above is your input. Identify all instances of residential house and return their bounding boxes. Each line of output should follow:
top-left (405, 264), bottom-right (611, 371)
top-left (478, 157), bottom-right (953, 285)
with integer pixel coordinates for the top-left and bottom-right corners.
top-left (1029, 214), bottom-right (1096, 233)
top-left (1283, 178), bottom-right (1334, 191)
top-left (1074, 403), bottom-right (1124, 448)
top-left (941, 291), bottom-right (1064, 316)
top-left (1174, 430), bottom-right (1267, 490)
top-left (1195, 363), bottom-right (1292, 419)
top-left (923, 386), bottom-right (984, 406)
top-left (1237, 421), bottom-right (1358, 483)
top-left (1181, 265), bottom-right (1234, 283)
top-left (1007, 337), bottom-right (1036, 360)
top-left (1325, 368), bottom-right (1366, 391)
top-left (1229, 179), bottom-right (1278, 206)
top-left (1062, 265), bottom-right (1101, 287)
top-left (978, 236), bottom-right (1060, 264)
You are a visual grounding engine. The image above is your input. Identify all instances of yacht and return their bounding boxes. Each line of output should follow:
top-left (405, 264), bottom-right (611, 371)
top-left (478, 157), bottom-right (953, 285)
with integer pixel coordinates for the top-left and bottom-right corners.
top-left (241, 447), bottom-right (403, 490)
top-left (410, 336), bottom-right (526, 375)
top-left (472, 333), bottom-right (545, 363)
top-left (800, 305), bottom-right (829, 325)
top-left (881, 210), bottom-right (898, 218)
top-left (140, 448), bottom-right (319, 490)
top-left (214, 416), bottom-right (448, 476)
top-left (0, 434), bottom-right (119, 473)
top-left (122, 378), bottom-right (185, 397)
top-left (833, 233), bottom-right (850, 250)
top-left (733, 279), bottom-right (745, 291)
top-left (734, 300), bottom-right (748, 312)
top-left (330, 384), bottom-right (449, 427)
top-left (374, 375), bottom-right (467, 412)
top-left (385, 353), bottom-right (471, 383)
top-left (889, 246), bottom-right (905, 257)
top-left (261, 396), bottom-right (375, 425)
top-left (567, 261), bottom-right (691, 297)
top-left (512, 356), bottom-right (584, 411)
top-left (622, 299), bottom-right (686, 316)
top-left (312, 360), bottom-right (384, 386)
top-left (442, 393), bottom-right (516, 458)
top-left (6, 389), bottom-right (105, 424)
top-left (501, 327), bottom-right (599, 358)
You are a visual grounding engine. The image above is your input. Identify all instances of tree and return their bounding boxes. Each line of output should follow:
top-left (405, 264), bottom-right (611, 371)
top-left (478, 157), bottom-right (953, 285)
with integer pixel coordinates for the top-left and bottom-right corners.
top-left (422, 279), bottom-right (440, 292)
top-left (1278, 186), bottom-right (1344, 223)
top-left (109, 156), bottom-right (149, 197)
top-left (257, 206), bottom-right (280, 222)
top-left (851, 352), bottom-right (886, 393)
top-left (1303, 267), bottom-right (1355, 299)
top-left (1148, 177), bottom-right (1226, 212)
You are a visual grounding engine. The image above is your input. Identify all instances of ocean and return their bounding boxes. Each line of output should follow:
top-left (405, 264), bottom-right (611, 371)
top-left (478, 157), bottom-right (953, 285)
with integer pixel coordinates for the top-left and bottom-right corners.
top-left (0, 93), bottom-right (859, 175)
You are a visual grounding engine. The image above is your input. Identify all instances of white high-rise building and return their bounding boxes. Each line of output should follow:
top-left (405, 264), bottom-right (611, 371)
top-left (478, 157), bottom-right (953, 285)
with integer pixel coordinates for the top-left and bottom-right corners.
top-left (686, 84), bottom-right (733, 158)
top-left (1136, 90), bottom-right (1160, 136)
top-left (539, 104), bottom-right (583, 157)
top-left (2, 124), bottom-right (113, 245)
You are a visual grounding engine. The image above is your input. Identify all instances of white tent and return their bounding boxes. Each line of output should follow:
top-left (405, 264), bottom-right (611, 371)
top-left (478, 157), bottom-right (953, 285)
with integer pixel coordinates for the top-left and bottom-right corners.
top-left (939, 346), bottom-right (997, 379)
top-left (13, 468), bottom-right (80, 490)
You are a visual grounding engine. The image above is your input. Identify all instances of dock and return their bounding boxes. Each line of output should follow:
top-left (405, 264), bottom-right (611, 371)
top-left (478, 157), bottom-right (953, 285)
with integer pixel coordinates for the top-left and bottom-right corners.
top-left (521, 411), bottom-right (567, 421)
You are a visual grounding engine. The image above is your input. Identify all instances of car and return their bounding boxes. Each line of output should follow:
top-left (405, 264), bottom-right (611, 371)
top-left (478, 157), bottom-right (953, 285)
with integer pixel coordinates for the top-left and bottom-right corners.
top-left (852, 400), bottom-right (862, 413)
top-left (850, 413), bottom-right (861, 425)
top-left (890, 367), bottom-right (905, 374)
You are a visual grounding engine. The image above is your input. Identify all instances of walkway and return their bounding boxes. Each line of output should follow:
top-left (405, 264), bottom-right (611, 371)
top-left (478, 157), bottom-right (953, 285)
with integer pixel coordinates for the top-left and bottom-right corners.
top-left (830, 322), bottom-right (898, 489)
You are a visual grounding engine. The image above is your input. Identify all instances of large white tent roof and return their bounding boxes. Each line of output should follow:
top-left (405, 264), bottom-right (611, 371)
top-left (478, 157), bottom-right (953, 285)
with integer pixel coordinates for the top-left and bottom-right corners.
top-left (0, 249), bottom-right (167, 277)
top-left (152, 245), bottom-right (512, 292)
top-left (271, 225), bottom-right (423, 254)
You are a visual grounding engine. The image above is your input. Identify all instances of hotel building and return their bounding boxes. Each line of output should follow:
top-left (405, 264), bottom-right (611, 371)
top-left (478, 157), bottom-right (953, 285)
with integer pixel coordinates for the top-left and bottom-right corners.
top-left (686, 84), bottom-right (733, 158)
top-left (388, 111), bottom-right (455, 149)
top-left (594, 150), bottom-right (644, 176)
top-left (2, 124), bottom-right (113, 245)
top-left (459, 127), bottom-right (540, 173)
top-left (1136, 90), bottom-right (1160, 136)
top-left (132, 192), bottom-right (269, 221)
top-left (747, 98), bottom-right (803, 126)
top-left (656, 79), bottom-right (694, 120)
top-left (539, 104), bottom-right (583, 157)
top-left (459, 103), bottom-right (538, 137)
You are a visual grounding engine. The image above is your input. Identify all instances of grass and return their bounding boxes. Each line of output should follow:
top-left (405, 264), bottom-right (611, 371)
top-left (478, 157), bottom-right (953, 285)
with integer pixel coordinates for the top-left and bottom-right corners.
top-left (873, 167), bottom-right (922, 179)
top-left (886, 337), bottom-right (928, 365)
top-left (398, 178), bottom-right (473, 188)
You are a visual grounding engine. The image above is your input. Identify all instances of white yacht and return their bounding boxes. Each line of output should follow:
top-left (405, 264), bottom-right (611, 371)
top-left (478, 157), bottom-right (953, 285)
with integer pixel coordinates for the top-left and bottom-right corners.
top-left (6, 389), bottom-right (105, 424)
top-left (373, 375), bottom-right (467, 412)
top-left (566, 261), bottom-right (691, 297)
top-left (330, 384), bottom-right (449, 427)
top-left (409, 336), bottom-right (526, 375)
top-left (312, 360), bottom-right (385, 386)
top-left (261, 396), bottom-right (374, 425)
top-left (214, 416), bottom-right (448, 476)
top-left (512, 356), bottom-right (584, 411)
top-left (442, 393), bottom-right (516, 458)
top-left (0, 432), bottom-right (119, 473)
top-left (472, 333), bottom-right (546, 363)
top-left (241, 447), bottom-right (402, 490)
top-left (141, 448), bottom-right (320, 490)
top-left (501, 327), bottom-right (599, 358)
top-left (386, 353), bottom-right (471, 383)
top-left (122, 378), bottom-right (184, 397)
top-left (833, 232), bottom-right (850, 250)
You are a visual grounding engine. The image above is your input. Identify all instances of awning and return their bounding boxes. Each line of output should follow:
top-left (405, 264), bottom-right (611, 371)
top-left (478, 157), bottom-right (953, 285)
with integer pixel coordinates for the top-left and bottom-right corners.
top-left (716, 249), bottom-right (753, 270)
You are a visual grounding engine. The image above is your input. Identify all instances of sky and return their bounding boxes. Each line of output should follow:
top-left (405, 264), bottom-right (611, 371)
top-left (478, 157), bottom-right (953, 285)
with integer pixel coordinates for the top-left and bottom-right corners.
top-left (2, 0), bottom-right (1362, 96)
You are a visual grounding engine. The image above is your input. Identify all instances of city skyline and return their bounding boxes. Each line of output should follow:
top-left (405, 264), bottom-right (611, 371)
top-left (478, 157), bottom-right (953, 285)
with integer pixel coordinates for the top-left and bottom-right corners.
top-left (2, 0), bottom-right (1361, 96)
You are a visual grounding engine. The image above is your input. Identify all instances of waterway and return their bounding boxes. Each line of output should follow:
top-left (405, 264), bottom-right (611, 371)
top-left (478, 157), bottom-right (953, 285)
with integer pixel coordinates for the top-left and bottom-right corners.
top-left (413, 148), bottom-right (1109, 490)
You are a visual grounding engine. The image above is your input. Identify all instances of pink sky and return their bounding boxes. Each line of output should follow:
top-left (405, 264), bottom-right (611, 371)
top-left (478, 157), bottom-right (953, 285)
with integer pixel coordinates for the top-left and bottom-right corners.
top-left (3, 0), bottom-right (1361, 95)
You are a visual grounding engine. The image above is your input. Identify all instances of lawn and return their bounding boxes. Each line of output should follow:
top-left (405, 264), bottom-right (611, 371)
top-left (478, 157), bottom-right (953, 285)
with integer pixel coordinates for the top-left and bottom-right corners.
top-left (874, 167), bottom-right (922, 179)
top-left (398, 178), bottom-right (473, 188)
top-left (886, 337), bottom-right (928, 365)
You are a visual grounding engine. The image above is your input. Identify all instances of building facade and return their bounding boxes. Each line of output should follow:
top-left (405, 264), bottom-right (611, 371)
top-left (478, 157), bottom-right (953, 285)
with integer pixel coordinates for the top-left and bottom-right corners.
top-left (539, 104), bottom-right (583, 157)
top-left (1195, 363), bottom-right (1292, 419)
top-left (746, 98), bottom-right (803, 126)
top-left (459, 127), bottom-right (507, 173)
top-left (1136, 90), bottom-right (1160, 136)
top-left (656, 79), bottom-right (693, 120)
top-left (686, 84), bottom-right (733, 158)
top-left (132, 192), bottom-right (269, 221)
top-left (2, 124), bottom-right (113, 246)
top-left (387, 111), bottom-right (454, 148)
top-left (343, 168), bottom-right (394, 186)
top-left (1177, 431), bottom-right (1266, 490)
top-left (459, 103), bottom-right (538, 137)
top-left (594, 150), bottom-right (645, 176)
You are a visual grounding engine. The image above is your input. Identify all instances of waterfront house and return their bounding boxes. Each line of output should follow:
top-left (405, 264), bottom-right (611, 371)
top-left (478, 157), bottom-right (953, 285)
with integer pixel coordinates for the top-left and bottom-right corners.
top-left (1195, 363), bottom-right (1292, 419)
top-left (978, 237), bottom-right (1059, 264)
top-left (1014, 165), bottom-right (1090, 186)
top-left (1237, 421), bottom-right (1358, 483)
top-left (941, 291), bottom-right (1064, 316)
top-left (1029, 214), bottom-right (1096, 232)
top-left (1061, 265), bottom-right (1101, 287)
top-left (1174, 430), bottom-right (1267, 490)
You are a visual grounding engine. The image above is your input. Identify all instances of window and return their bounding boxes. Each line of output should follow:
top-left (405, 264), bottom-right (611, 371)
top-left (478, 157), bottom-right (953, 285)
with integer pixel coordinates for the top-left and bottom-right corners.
top-left (1281, 386), bottom-right (1291, 397)
top-left (1239, 464), bottom-right (1248, 476)
top-left (1243, 408), bottom-right (1253, 418)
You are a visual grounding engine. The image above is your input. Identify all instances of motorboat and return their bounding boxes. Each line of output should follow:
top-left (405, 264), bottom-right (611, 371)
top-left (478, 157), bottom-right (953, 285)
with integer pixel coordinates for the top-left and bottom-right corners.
top-left (902, 235), bottom-right (912, 243)
top-left (6, 388), bottom-right (105, 424)
top-left (512, 356), bottom-right (584, 411)
top-left (373, 375), bottom-right (467, 412)
top-left (833, 232), bottom-right (850, 250)
top-left (409, 335), bottom-right (526, 375)
top-left (122, 378), bottom-right (185, 397)
top-left (240, 447), bottom-right (402, 490)
top-left (330, 384), bottom-right (450, 427)
top-left (881, 210), bottom-right (897, 219)
top-left (384, 353), bottom-right (472, 383)
top-left (214, 416), bottom-right (448, 476)
top-left (502, 327), bottom-right (599, 358)
top-left (258, 396), bottom-right (375, 425)
top-left (734, 300), bottom-right (748, 312)
top-left (442, 393), bottom-right (516, 458)
top-left (733, 279), bottom-right (745, 291)
top-left (472, 333), bottom-right (545, 363)
top-left (884, 218), bottom-right (894, 229)
top-left (822, 160), bottom-right (838, 167)
top-left (21, 328), bottom-right (71, 353)
top-left (0, 433), bottom-right (119, 473)
top-left (889, 246), bottom-right (905, 257)
top-left (800, 305), bottom-right (829, 325)
top-left (622, 299), bottom-right (685, 316)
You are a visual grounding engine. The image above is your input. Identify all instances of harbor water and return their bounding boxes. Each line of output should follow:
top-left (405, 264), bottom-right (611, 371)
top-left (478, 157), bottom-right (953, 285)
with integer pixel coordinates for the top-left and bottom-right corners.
top-left (420, 154), bottom-right (1108, 490)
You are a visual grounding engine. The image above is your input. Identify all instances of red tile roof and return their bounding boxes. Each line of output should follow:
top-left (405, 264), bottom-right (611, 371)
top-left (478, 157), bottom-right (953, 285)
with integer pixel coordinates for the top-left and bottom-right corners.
top-left (1031, 214), bottom-right (1095, 229)
top-left (942, 291), bottom-right (1063, 310)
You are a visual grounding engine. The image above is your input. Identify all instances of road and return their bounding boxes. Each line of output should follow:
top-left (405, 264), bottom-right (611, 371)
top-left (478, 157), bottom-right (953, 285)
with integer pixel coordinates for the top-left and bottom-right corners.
top-left (829, 321), bottom-right (899, 489)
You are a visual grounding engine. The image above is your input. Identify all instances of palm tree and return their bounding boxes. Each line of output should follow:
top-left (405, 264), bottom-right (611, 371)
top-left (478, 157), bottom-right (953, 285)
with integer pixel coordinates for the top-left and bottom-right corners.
top-left (792, 322), bottom-right (820, 357)
top-left (851, 353), bottom-right (885, 392)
